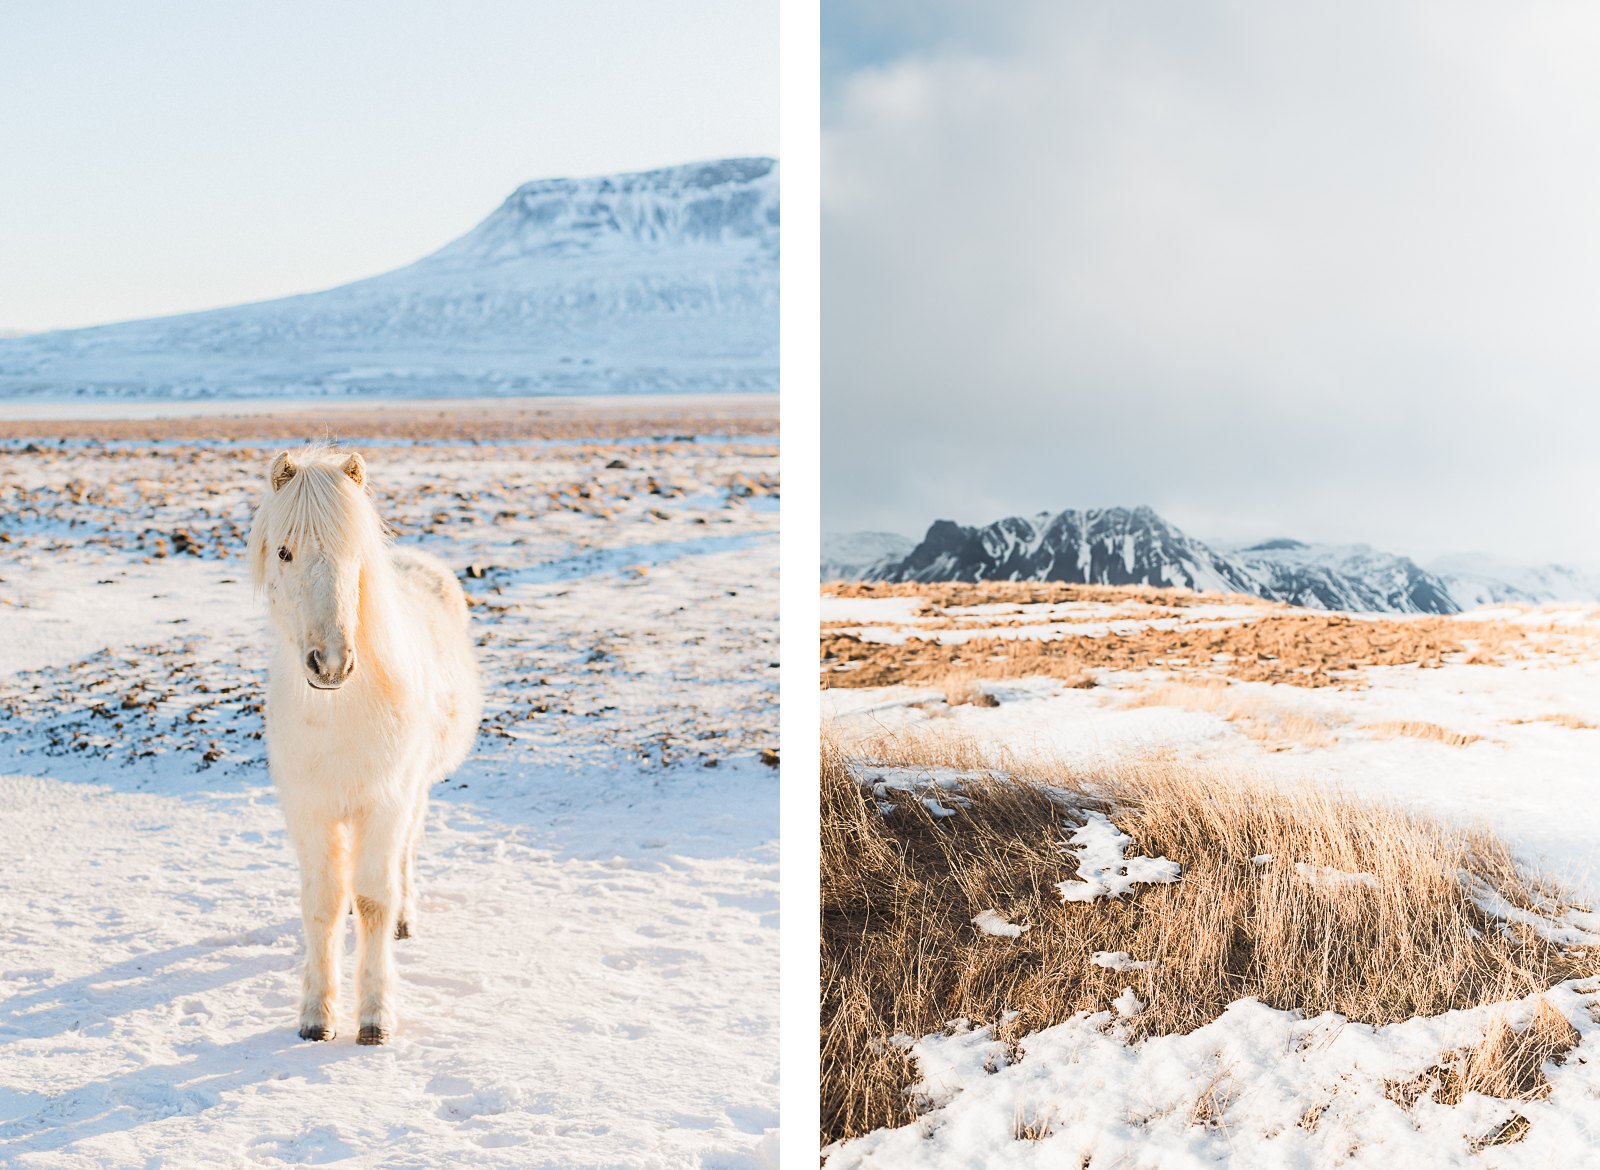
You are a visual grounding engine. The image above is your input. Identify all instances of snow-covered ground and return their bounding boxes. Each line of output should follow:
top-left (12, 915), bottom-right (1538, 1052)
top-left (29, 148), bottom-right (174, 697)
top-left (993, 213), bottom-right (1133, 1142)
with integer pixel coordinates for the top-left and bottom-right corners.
top-left (824, 588), bottom-right (1600, 1166)
top-left (0, 409), bottom-right (780, 1169)
top-left (827, 984), bottom-right (1600, 1169)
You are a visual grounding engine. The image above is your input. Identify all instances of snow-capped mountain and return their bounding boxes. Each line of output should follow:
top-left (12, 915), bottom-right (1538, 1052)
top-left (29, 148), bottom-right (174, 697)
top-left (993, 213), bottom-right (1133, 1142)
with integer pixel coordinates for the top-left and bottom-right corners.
top-left (837, 507), bottom-right (1462, 614)
top-left (1223, 538), bottom-right (1458, 614)
top-left (821, 531), bottom-right (916, 581)
top-left (0, 158), bottom-right (777, 401)
top-left (886, 507), bottom-right (1260, 595)
top-left (1429, 553), bottom-right (1600, 608)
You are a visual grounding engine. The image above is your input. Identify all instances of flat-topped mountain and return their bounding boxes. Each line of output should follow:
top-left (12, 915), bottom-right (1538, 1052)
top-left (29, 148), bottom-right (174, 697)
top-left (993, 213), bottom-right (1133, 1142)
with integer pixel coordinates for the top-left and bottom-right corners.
top-left (0, 158), bottom-right (778, 401)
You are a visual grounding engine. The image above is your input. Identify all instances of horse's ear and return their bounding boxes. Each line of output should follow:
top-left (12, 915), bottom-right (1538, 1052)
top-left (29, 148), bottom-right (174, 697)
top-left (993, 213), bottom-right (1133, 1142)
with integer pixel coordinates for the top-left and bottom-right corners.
top-left (341, 452), bottom-right (366, 486)
top-left (270, 451), bottom-right (297, 492)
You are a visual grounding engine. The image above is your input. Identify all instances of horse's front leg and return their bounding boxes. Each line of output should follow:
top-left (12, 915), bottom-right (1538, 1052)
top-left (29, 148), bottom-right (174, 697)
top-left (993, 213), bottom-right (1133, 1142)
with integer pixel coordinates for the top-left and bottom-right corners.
top-left (396, 796), bottom-right (427, 940)
top-left (289, 817), bottom-right (348, 1041)
top-left (351, 806), bottom-right (408, 1044)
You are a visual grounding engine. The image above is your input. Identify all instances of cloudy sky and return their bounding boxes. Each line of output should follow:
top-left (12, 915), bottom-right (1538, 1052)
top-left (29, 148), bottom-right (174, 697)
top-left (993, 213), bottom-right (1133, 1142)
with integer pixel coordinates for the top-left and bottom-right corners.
top-left (0, 1), bottom-right (774, 333)
top-left (823, 1), bottom-right (1600, 565)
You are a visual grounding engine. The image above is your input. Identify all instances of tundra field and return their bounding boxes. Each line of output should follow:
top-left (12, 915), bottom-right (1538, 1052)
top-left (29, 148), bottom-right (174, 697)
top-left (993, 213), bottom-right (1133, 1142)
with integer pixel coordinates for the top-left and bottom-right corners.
top-left (821, 580), bottom-right (1600, 1167)
top-left (0, 396), bottom-right (779, 1170)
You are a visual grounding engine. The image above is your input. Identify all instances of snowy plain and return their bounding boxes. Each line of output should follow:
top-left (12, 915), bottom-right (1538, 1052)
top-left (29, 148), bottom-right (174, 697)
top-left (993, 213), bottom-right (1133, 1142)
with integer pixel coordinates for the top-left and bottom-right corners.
top-left (823, 588), bottom-right (1600, 1167)
top-left (0, 403), bottom-right (780, 1169)
top-left (823, 595), bottom-right (1600, 886)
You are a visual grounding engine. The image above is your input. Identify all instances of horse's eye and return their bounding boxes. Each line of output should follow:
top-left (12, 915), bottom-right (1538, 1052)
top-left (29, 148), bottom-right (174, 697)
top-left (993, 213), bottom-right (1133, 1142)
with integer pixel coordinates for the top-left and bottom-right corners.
top-left (278, 547), bottom-right (293, 563)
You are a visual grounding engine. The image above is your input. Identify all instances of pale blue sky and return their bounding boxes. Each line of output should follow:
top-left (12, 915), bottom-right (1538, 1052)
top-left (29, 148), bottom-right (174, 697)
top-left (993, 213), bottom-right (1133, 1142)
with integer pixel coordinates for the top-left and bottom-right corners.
top-left (0, 1), bottom-right (776, 332)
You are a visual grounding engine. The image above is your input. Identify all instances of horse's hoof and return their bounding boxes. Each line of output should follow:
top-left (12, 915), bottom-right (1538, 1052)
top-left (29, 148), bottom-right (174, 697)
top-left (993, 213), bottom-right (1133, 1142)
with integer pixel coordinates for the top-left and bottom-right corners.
top-left (298, 1024), bottom-right (335, 1042)
top-left (357, 1025), bottom-right (390, 1045)
top-left (395, 919), bottom-right (413, 940)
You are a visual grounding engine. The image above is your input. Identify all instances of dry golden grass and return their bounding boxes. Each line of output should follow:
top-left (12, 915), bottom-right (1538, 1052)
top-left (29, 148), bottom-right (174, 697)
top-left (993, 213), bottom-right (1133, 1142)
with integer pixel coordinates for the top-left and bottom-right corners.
top-left (820, 731), bottom-right (1593, 1147)
top-left (1365, 721), bottom-right (1484, 748)
top-left (1011, 1105), bottom-right (1056, 1141)
top-left (941, 672), bottom-right (998, 708)
top-left (1463, 1000), bottom-right (1581, 1101)
top-left (824, 613), bottom-right (1125, 635)
top-left (1509, 713), bottom-right (1600, 730)
top-left (1473, 1114), bottom-right (1534, 1151)
top-left (823, 610), bottom-right (1479, 691)
top-left (1123, 680), bottom-right (1335, 750)
top-left (941, 671), bottom-right (977, 707)
top-left (818, 583), bottom-right (1594, 699)
top-left (1458, 619), bottom-right (1545, 662)
top-left (1386, 997), bottom-right (1580, 1113)
top-left (0, 397), bottom-right (777, 443)
top-left (1189, 1068), bottom-right (1235, 1129)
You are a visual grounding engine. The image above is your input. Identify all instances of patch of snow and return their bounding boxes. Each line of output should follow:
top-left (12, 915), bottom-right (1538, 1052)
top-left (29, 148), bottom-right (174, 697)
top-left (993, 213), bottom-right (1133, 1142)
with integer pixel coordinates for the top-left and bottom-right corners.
top-left (1056, 811), bottom-right (1181, 903)
top-left (1112, 987), bottom-right (1144, 1018)
top-left (818, 595), bottom-right (929, 627)
top-left (1091, 951), bottom-right (1158, 972)
top-left (849, 764), bottom-right (982, 813)
top-left (1468, 879), bottom-right (1600, 948)
top-left (971, 910), bottom-right (1029, 939)
top-left (1294, 862), bottom-right (1379, 890)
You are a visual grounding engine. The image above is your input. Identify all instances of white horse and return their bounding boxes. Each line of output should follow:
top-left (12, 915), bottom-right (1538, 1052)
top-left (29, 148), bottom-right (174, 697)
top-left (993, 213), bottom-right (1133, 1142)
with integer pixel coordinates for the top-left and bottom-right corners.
top-left (248, 446), bottom-right (481, 1044)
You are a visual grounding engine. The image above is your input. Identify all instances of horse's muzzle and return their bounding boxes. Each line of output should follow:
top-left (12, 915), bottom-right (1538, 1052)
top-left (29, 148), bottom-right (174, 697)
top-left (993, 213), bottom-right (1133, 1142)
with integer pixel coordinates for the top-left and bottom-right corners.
top-left (304, 647), bottom-right (356, 690)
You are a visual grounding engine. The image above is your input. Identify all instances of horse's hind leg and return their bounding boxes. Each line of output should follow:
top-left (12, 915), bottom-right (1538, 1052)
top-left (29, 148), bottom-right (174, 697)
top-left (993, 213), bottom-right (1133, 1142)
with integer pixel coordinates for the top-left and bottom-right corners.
top-left (351, 806), bottom-right (407, 1044)
top-left (290, 817), bottom-right (348, 1041)
top-left (396, 797), bottom-right (426, 941)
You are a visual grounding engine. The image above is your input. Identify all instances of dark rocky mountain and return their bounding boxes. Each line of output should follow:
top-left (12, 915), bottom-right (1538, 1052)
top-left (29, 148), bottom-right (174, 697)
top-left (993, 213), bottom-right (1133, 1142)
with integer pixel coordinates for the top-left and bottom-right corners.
top-left (849, 506), bottom-right (1461, 615)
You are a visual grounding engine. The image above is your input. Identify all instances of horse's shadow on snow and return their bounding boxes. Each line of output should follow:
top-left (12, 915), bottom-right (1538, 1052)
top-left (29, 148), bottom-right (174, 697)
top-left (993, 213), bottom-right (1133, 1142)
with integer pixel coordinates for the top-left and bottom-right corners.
top-left (0, 1023), bottom-right (357, 1156)
top-left (0, 922), bottom-right (300, 1047)
top-left (0, 919), bottom-right (379, 1158)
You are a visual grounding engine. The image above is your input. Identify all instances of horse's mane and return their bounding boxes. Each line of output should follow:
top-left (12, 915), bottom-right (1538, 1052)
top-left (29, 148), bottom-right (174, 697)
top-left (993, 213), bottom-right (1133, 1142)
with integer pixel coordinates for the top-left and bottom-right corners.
top-left (247, 445), bottom-right (390, 588)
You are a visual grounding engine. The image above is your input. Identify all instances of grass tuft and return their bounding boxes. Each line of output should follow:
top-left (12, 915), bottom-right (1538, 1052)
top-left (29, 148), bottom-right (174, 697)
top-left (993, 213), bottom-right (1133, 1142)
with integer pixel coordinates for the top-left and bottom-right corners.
top-left (1508, 713), bottom-right (1598, 730)
top-left (1124, 680), bottom-right (1334, 749)
top-left (941, 672), bottom-right (998, 707)
top-left (1364, 720), bottom-right (1483, 748)
top-left (1386, 996), bottom-right (1579, 1119)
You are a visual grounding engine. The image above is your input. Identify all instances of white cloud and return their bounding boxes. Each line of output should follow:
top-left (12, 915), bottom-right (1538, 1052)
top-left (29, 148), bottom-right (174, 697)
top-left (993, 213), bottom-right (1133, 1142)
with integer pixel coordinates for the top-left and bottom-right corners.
top-left (824, 1), bottom-right (1600, 563)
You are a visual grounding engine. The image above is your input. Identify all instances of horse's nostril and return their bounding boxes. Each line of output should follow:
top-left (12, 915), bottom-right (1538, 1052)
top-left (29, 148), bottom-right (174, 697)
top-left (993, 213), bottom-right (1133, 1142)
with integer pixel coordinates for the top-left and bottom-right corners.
top-left (306, 650), bottom-right (322, 675)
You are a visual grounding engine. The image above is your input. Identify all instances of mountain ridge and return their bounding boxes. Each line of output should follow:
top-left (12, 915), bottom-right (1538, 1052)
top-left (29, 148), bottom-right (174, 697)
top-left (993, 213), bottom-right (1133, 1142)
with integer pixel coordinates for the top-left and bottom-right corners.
top-left (0, 157), bottom-right (778, 401)
top-left (825, 506), bottom-right (1599, 614)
